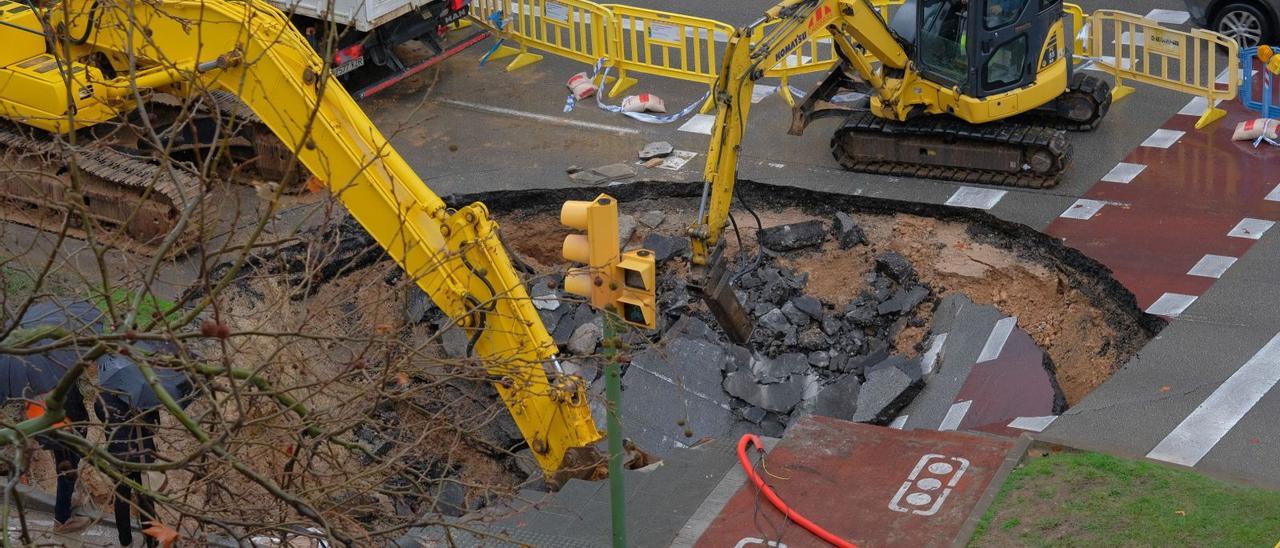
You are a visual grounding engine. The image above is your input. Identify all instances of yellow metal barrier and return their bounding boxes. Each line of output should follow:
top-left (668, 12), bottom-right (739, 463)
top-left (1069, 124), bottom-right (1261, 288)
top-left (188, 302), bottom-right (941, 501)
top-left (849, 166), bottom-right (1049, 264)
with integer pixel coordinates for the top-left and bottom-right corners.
top-left (472, 0), bottom-right (614, 72)
top-left (601, 4), bottom-right (734, 111)
top-left (1089, 9), bottom-right (1238, 128)
top-left (1063, 3), bottom-right (1087, 56)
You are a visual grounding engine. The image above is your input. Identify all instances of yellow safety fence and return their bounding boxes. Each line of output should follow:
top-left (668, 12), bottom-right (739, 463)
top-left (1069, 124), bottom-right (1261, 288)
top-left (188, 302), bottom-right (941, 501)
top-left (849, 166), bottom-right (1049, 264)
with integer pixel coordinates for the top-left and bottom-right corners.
top-left (602, 5), bottom-right (734, 111)
top-left (472, 0), bottom-right (614, 72)
top-left (1089, 9), bottom-right (1239, 128)
top-left (1063, 2), bottom-right (1088, 56)
top-left (467, 2), bottom-right (1240, 128)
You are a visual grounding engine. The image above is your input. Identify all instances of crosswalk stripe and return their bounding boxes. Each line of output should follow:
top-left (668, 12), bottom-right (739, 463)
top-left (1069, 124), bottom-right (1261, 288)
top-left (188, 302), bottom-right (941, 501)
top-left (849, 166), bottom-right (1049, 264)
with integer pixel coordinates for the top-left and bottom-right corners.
top-left (1147, 332), bottom-right (1280, 467)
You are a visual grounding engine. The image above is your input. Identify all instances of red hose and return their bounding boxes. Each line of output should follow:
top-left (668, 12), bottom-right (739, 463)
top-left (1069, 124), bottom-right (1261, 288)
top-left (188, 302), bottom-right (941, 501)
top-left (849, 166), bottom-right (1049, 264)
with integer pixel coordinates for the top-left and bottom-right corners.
top-left (737, 434), bottom-right (857, 548)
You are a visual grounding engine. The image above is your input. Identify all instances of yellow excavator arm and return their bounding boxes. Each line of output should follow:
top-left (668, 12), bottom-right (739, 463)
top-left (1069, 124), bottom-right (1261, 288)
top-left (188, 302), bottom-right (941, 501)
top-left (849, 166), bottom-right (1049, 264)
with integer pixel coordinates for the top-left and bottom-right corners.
top-left (692, 0), bottom-right (1085, 299)
top-left (13, 0), bottom-right (601, 479)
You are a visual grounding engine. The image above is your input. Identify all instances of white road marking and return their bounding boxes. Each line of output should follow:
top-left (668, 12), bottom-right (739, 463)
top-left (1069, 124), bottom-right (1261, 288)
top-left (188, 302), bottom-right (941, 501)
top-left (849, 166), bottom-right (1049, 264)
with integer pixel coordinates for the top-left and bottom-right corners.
top-left (1178, 96), bottom-right (1222, 116)
top-left (1141, 128), bottom-right (1185, 149)
top-left (678, 113), bottom-right (716, 135)
top-left (1228, 218), bottom-right (1276, 240)
top-left (1187, 254), bottom-right (1238, 279)
top-left (1146, 293), bottom-right (1198, 317)
top-left (1008, 415), bottom-right (1058, 432)
top-left (1144, 9), bottom-right (1191, 25)
top-left (889, 415), bottom-right (909, 429)
top-left (1086, 56), bottom-right (1139, 72)
top-left (1267, 184), bottom-right (1280, 202)
top-left (920, 333), bottom-right (948, 375)
top-left (751, 84), bottom-right (778, 104)
top-left (438, 100), bottom-right (641, 136)
top-left (939, 400), bottom-right (973, 431)
top-left (1120, 30), bottom-right (1144, 47)
top-left (832, 91), bottom-right (867, 103)
top-left (1147, 332), bottom-right (1280, 467)
top-left (946, 186), bottom-right (1007, 210)
top-left (1101, 162), bottom-right (1146, 184)
top-left (1060, 199), bottom-right (1107, 220)
top-left (977, 317), bottom-right (1017, 363)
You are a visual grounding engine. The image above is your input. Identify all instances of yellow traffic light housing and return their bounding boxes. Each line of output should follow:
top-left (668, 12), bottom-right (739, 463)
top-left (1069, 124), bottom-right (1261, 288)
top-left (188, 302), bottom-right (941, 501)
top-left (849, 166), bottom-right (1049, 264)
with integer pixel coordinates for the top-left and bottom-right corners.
top-left (560, 194), bottom-right (657, 329)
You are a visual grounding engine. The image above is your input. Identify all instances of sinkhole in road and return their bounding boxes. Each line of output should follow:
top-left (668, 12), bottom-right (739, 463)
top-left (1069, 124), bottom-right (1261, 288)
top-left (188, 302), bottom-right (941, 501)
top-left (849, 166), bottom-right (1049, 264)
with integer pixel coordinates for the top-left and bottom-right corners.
top-left (487, 180), bottom-right (1164, 441)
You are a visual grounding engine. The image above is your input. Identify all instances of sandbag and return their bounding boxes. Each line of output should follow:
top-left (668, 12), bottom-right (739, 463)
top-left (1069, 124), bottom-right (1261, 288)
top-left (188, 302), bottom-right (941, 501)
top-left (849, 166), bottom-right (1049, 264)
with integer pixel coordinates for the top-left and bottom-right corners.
top-left (566, 72), bottom-right (597, 101)
top-left (1232, 118), bottom-right (1279, 141)
top-left (620, 93), bottom-right (667, 114)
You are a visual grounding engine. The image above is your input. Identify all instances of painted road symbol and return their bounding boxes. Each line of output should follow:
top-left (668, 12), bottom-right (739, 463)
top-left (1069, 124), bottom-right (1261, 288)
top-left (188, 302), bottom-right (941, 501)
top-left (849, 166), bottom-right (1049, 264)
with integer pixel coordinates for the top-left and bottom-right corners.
top-left (888, 454), bottom-right (970, 516)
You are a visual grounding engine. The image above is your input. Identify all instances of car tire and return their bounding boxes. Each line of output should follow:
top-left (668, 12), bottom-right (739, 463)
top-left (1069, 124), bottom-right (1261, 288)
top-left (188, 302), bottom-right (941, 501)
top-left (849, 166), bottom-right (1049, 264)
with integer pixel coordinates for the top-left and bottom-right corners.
top-left (1213, 2), bottom-right (1272, 48)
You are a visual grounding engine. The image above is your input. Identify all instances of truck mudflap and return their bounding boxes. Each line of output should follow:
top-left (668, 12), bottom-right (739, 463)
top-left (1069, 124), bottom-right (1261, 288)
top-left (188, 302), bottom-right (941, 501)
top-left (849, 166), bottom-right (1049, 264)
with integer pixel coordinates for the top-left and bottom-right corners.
top-left (352, 27), bottom-right (488, 99)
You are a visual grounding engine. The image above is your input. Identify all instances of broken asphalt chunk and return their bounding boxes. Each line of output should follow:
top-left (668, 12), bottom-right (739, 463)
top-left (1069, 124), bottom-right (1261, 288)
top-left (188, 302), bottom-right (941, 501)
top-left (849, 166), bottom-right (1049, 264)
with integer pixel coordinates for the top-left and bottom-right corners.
top-left (874, 251), bottom-right (917, 285)
top-left (760, 220), bottom-right (827, 252)
top-left (638, 141), bottom-right (675, 160)
top-left (833, 212), bottom-right (867, 249)
top-left (642, 233), bottom-right (690, 263)
top-left (723, 370), bottom-right (806, 413)
top-left (852, 366), bottom-right (923, 425)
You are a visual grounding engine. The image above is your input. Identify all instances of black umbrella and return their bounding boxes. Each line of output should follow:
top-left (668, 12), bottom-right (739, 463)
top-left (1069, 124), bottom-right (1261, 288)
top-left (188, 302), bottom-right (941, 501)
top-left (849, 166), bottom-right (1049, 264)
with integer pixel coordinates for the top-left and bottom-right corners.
top-left (0, 299), bottom-right (106, 402)
top-left (96, 341), bottom-right (194, 411)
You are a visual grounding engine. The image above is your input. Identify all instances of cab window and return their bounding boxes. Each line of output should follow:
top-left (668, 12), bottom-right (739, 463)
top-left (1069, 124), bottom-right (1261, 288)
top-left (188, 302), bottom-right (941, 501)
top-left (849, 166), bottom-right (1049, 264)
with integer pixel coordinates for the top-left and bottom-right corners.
top-left (918, 0), bottom-right (970, 84)
top-left (984, 0), bottom-right (1028, 28)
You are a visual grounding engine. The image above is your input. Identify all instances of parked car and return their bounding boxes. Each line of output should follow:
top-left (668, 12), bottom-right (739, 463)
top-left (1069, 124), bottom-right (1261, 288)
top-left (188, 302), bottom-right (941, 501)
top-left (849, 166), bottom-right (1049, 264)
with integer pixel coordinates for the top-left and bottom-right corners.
top-left (1185, 0), bottom-right (1277, 47)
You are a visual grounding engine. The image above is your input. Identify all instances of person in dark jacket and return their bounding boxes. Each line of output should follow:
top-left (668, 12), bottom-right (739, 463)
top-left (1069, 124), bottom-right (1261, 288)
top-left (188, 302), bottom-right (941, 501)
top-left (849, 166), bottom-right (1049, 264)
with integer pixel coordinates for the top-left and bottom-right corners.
top-left (94, 395), bottom-right (160, 548)
top-left (26, 386), bottom-right (92, 532)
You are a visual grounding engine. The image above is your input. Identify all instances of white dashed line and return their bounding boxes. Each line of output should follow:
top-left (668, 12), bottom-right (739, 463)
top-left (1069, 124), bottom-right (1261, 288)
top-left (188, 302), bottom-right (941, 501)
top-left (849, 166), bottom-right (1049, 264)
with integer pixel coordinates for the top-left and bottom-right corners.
top-left (1101, 162), bottom-right (1146, 184)
top-left (1144, 9), bottom-right (1191, 25)
top-left (1141, 128), bottom-right (1185, 148)
top-left (1228, 218), bottom-right (1276, 240)
top-left (1008, 416), bottom-right (1058, 432)
top-left (1060, 199), bottom-right (1107, 220)
top-left (677, 113), bottom-right (716, 135)
top-left (750, 84), bottom-right (778, 104)
top-left (946, 186), bottom-right (1007, 210)
top-left (1146, 293), bottom-right (1198, 317)
top-left (1120, 30), bottom-right (1144, 46)
top-left (889, 415), bottom-right (909, 429)
top-left (939, 400), bottom-right (973, 431)
top-left (437, 100), bottom-right (641, 136)
top-left (977, 317), bottom-right (1017, 363)
top-left (1187, 254), bottom-right (1238, 279)
top-left (1178, 96), bottom-right (1222, 116)
top-left (920, 333), bottom-right (948, 375)
top-left (1266, 184), bottom-right (1280, 202)
top-left (1148, 332), bottom-right (1280, 467)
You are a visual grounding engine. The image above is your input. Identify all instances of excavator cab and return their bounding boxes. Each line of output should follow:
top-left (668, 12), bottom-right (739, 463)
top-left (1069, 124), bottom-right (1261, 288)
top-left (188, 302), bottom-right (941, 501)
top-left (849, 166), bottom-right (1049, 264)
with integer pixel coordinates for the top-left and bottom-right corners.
top-left (908, 0), bottom-right (1068, 97)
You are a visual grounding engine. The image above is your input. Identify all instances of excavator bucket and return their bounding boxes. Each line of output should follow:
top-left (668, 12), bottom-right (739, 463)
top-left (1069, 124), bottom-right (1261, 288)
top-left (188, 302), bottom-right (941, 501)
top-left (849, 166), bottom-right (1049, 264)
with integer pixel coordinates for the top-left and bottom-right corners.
top-left (694, 243), bottom-right (754, 345)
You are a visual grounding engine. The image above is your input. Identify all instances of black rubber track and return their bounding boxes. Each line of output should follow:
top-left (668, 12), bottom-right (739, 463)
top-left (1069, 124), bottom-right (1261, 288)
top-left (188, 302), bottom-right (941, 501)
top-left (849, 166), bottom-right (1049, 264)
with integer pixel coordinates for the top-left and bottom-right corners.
top-left (830, 111), bottom-right (1072, 189)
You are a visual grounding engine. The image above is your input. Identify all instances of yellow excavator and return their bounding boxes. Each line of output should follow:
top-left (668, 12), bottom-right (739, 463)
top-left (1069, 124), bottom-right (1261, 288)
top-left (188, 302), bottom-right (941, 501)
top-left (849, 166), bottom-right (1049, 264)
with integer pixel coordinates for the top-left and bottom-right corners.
top-left (0, 0), bottom-right (633, 483)
top-left (688, 0), bottom-right (1110, 334)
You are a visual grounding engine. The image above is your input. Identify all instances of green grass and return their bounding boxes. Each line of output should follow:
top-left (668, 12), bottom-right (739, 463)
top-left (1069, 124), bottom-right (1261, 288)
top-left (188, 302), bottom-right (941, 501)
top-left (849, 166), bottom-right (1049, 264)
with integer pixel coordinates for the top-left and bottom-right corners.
top-left (94, 288), bottom-right (181, 328)
top-left (970, 451), bottom-right (1280, 547)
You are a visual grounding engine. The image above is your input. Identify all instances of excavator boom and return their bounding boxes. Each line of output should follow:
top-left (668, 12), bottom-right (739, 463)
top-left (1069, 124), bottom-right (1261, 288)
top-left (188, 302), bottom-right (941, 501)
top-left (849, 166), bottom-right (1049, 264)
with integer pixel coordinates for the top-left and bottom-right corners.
top-left (4, 0), bottom-right (601, 479)
top-left (691, 0), bottom-right (1108, 268)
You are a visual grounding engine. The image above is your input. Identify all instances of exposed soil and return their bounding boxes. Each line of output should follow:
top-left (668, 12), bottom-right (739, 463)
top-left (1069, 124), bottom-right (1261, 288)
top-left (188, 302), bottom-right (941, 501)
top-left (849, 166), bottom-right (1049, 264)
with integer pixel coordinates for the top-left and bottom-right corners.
top-left (487, 183), bottom-right (1163, 407)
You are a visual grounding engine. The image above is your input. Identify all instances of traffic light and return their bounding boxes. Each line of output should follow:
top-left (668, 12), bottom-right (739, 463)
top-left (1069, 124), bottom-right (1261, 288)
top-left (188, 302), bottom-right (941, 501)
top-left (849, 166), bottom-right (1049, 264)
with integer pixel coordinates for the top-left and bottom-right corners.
top-left (561, 194), bottom-right (656, 329)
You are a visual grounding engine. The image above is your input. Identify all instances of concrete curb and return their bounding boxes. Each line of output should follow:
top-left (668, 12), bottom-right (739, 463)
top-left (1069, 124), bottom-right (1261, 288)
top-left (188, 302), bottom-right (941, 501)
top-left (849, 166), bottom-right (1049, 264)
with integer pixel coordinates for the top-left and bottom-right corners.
top-left (950, 433), bottom-right (1035, 547)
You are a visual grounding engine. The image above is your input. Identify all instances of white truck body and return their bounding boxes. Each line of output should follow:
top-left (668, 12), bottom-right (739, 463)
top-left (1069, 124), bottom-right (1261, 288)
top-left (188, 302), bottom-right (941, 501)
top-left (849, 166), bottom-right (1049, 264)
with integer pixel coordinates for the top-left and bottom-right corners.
top-left (267, 0), bottom-right (433, 32)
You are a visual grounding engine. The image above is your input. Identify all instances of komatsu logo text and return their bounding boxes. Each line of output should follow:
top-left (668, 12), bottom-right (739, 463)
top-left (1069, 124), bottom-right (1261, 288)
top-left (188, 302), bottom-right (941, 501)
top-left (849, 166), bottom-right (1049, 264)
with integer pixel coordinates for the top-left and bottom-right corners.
top-left (775, 32), bottom-right (809, 62)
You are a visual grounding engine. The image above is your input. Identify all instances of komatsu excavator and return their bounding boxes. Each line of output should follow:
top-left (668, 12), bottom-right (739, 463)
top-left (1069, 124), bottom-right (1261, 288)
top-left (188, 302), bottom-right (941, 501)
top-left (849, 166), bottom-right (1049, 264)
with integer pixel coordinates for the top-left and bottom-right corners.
top-left (0, 0), bottom-right (612, 482)
top-left (688, 0), bottom-right (1111, 338)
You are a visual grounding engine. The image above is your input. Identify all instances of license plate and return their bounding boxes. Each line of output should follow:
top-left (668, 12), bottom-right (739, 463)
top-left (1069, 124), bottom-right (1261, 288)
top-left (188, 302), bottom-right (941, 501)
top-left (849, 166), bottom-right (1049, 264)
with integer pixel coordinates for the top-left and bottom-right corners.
top-left (333, 56), bottom-right (365, 77)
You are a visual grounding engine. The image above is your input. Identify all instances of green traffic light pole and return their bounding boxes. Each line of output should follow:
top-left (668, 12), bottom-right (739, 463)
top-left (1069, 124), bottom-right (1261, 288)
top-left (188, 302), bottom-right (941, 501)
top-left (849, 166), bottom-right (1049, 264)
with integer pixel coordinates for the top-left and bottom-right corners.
top-left (602, 307), bottom-right (626, 548)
